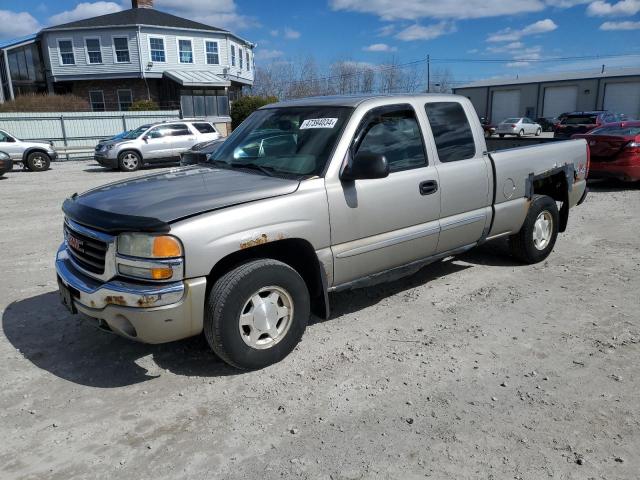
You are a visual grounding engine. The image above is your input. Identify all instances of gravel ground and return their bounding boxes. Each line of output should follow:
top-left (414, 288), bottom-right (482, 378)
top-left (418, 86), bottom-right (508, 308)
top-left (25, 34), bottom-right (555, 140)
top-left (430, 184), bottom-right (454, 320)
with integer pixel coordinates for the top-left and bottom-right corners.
top-left (1, 161), bottom-right (639, 480)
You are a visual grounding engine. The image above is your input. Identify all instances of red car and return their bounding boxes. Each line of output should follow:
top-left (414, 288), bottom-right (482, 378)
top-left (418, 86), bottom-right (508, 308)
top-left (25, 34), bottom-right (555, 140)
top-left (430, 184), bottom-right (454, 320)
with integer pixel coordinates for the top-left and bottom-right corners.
top-left (572, 122), bottom-right (640, 182)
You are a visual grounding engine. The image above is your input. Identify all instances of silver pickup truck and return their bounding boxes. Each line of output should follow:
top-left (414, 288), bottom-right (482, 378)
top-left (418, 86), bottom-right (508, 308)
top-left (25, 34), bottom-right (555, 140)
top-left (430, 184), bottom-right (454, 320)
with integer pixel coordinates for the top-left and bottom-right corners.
top-left (56, 94), bottom-right (588, 370)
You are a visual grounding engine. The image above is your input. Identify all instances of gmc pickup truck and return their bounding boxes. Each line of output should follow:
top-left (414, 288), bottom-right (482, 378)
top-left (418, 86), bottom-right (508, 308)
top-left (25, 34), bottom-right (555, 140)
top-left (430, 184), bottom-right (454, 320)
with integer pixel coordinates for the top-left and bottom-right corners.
top-left (56, 94), bottom-right (589, 370)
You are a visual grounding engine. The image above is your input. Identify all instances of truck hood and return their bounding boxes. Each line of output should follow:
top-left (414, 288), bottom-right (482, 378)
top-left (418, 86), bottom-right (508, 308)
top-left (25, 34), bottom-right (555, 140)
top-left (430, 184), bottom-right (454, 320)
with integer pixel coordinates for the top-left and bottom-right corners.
top-left (63, 166), bottom-right (301, 233)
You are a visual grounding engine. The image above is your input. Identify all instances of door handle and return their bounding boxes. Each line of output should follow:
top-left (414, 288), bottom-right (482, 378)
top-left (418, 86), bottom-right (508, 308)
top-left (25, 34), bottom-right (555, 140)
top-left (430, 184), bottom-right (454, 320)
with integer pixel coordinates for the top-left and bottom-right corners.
top-left (419, 180), bottom-right (438, 195)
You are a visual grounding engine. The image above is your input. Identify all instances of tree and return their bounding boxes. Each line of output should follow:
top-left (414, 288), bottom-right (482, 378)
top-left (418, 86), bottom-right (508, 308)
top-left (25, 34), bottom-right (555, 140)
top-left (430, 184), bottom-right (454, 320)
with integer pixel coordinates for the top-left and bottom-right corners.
top-left (230, 95), bottom-right (278, 129)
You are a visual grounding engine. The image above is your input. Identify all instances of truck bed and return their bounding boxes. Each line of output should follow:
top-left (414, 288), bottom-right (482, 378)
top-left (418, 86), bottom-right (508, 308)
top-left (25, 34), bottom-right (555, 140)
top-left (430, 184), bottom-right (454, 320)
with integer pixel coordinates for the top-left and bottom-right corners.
top-left (486, 136), bottom-right (561, 152)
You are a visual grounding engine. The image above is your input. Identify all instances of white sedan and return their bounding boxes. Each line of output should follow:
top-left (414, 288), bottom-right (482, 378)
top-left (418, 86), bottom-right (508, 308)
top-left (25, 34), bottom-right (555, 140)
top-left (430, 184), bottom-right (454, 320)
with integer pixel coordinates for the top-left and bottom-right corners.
top-left (496, 118), bottom-right (542, 137)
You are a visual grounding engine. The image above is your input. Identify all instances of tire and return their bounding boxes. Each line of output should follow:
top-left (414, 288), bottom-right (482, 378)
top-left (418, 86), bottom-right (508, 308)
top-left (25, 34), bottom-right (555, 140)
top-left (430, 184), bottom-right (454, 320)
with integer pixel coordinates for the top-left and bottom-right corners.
top-left (118, 151), bottom-right (142, 172)
top-left (509, 194), bottom-right (559, 264)
top-left (518, 129), bottom-right (525, 138)
top-left (204, 259), bottom-right (310, 370)
top-left (535, 128), bottom-right (542, 136)
top-left (26, 151), bottom-right (51, 172)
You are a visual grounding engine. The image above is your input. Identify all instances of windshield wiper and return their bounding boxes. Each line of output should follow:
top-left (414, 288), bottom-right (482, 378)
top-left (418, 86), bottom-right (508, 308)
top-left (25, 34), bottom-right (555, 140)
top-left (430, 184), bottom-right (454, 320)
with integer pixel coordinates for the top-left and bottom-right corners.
top-left (233, 162), bottom-right (277, 177)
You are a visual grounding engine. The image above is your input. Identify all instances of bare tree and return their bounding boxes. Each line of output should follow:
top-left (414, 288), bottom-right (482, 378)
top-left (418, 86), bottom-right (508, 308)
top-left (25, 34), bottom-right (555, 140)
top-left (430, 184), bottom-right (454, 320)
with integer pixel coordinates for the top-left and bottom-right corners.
top-left (428, 67), bottom-right (455, 93)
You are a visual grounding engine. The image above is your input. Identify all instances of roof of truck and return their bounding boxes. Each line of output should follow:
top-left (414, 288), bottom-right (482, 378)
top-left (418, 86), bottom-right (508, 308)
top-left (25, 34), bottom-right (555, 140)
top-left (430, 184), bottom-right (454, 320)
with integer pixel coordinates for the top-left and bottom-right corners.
top-left (263, 93), bottom-right (462, 109)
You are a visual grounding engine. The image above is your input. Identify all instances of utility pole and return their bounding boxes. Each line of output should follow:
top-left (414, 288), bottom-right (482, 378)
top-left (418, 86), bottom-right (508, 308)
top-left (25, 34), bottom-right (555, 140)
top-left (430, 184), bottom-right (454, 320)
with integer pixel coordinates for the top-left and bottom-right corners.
top-left (427, 54), bottom-right (430, 93)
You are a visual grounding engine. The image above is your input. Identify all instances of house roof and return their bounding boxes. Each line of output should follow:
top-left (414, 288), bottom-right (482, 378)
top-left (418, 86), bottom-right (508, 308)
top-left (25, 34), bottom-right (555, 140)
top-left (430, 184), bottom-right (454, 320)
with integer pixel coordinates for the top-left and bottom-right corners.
top-left (41, 8), bottom-right (229, 34)
top-left (455, 66), bottom-right (640, 89)
top-left (0, 34), bottom-right (37, 50)
top-left (164, 70), bottom-right (230, 87)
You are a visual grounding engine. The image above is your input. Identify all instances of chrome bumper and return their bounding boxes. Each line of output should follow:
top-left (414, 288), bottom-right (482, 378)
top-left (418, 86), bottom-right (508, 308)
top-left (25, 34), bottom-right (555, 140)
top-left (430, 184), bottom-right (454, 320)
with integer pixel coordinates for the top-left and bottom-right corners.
top-left (56, 245), bottom-right (207, 344)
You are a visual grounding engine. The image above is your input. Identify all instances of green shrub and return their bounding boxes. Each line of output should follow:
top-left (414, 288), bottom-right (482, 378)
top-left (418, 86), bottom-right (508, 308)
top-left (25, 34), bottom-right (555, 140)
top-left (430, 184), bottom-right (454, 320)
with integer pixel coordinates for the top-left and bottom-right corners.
top-left (231, 95), bottom-right (278, 129)
top-left (0, 93), bottom-right (89, 112)
top-left (129, 99), bottom-right (160, 111)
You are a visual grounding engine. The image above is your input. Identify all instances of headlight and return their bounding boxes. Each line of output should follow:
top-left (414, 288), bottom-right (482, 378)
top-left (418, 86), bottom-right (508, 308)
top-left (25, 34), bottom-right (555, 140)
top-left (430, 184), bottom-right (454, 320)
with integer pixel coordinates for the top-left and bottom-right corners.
top-left (0, 151), bottom-right (9, 160)
top-left (106, 144), bottom-right (114, 150)
top-left (118, 234), bottom-right (183, 258)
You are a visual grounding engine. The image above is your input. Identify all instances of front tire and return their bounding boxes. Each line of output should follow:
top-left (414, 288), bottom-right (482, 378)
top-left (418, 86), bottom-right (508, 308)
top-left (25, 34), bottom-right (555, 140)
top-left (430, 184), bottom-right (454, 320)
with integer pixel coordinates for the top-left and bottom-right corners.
top-left (509, 194), bottom-right (559, 264)
top-left (204, 259), bottom-right (310, 370)
top-left (118, 151), bottom-right (141, 172)
top-left (26, 152), bottom-right (51, 172)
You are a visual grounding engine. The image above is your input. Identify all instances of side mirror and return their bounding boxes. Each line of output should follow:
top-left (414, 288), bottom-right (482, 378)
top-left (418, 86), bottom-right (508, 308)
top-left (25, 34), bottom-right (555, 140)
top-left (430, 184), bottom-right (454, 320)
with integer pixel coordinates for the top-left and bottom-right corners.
top-left (341, 151), bottom-right (389, 181)
top-left (142, 135), bottom-right (149, 142)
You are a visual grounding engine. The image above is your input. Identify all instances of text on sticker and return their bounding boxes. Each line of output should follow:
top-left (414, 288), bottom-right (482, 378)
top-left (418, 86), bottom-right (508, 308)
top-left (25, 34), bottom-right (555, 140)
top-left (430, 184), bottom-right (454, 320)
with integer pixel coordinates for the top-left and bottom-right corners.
top-left (300, 118), bottom-right (338, 129)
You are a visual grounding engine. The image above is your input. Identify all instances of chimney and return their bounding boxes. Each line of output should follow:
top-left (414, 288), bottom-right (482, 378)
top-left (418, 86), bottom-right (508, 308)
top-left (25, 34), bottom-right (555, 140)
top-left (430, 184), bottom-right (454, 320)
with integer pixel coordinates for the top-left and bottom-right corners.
top-left (132, 0), bottom-right (153, 8)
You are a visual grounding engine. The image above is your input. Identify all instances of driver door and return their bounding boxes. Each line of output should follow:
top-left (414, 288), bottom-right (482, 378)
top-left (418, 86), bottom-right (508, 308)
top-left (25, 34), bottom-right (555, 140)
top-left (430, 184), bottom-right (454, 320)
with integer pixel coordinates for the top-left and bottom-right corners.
top-left (141, 126), bottom-right (173, 160)
top-left (325, 104), bottom-right (441, 287)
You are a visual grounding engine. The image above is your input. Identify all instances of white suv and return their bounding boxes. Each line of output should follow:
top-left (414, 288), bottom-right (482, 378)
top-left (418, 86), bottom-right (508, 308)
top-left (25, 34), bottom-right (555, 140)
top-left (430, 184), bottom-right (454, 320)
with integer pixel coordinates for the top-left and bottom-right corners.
top-left (95, 120), bottom-right (221, 171)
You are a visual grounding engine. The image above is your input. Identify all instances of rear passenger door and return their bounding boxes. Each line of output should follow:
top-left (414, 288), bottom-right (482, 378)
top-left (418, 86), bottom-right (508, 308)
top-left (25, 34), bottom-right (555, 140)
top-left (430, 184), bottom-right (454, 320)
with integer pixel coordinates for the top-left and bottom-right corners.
top-left (166, 123), bottom-right (197, 158)
top-left (326, 104), bottom-right (441, 286)
top-left (424, 101), bottom-right (491, 254)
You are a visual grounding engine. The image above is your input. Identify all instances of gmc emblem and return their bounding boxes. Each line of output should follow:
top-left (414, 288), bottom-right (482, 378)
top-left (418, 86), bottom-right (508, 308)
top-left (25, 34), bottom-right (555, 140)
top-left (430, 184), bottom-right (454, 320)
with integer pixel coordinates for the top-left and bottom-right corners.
top-left (67, 234), bottom-right (84, 252)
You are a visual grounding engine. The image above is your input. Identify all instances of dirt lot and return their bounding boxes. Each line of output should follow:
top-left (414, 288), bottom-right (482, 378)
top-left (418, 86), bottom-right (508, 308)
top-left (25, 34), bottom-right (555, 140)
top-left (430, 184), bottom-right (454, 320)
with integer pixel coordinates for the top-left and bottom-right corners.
top-left (1, 161), bottom-right (638, 480)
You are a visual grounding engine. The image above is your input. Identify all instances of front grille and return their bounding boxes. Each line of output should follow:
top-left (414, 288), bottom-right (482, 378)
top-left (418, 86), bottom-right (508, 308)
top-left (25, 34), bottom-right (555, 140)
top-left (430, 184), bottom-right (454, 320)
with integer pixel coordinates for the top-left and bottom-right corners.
top-left (64, 224), bottom-right (108, 275)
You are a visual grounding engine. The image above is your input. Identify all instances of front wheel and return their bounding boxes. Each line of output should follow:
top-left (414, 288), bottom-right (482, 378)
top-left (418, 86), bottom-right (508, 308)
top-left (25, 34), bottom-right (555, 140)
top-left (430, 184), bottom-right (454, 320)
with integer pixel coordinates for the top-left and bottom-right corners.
top-left (509, 194), bottom-right (559, 264)
top-left (26, 152), bottom-right (51, 172)
top-left (118, 151), bottom-right (141, 172)
top-left (204, 259), bottom-right (310, 370)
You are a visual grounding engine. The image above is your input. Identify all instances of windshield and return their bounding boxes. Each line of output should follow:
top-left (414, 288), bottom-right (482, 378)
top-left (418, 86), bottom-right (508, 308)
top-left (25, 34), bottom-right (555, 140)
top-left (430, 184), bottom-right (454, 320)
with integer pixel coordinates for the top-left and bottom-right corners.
top-left (589, 125), bottom-right (640, 136)
top-left (502, 118), bottom-right (520, 124)
top-left (210, 106), bottom-right (353, 177)
top-left (122, 125), bottom-right (151, 140)
top-left (563, 115), bottom-right (597, 125)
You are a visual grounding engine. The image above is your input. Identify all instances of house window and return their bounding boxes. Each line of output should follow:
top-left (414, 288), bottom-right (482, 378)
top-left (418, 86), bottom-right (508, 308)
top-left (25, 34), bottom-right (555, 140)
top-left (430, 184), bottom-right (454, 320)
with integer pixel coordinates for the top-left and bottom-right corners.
top-left (205, 41), bottom-right (219, 64)
top-left (149, 37), bottom-right (165, 62)
top-left (113, 37), bottom-right (130, 63)
top-left (85, 38), bottom-right (102, 64)
top-left (239, 47), bottom-right (243, 69)
top-left (58, 40), bottom-right (75, 65)
top-left (246, 51), bottom-right (250, 71)
top-left (230, 45), bottom-right (236, 67)
top-left (118, 89), bottom-right (133, 111)
top-left (178, 39), bottom-right (193, 64)
top-left (89, 91), bottom-right (105, 111)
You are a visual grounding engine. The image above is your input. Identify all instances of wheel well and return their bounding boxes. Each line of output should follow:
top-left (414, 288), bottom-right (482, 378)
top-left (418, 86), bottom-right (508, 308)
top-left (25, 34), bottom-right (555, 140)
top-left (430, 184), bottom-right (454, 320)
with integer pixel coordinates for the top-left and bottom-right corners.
top-left (531, 169), bottom-right (571, 232)
top-left (118, 149), bottom-right (142, 161)
top-left (22, 148), bottom-right (51, 162)
top-left (207, 239), bottom-right (328, 318)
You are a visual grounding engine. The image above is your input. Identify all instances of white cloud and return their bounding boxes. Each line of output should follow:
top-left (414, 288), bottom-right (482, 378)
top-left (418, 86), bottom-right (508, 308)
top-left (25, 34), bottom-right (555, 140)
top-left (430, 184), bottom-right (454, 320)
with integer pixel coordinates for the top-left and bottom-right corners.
top-left (507, 61), bottom-right (531, 67)
top-left (269, 29), bottom-right (279, 36)
top-left (49, 2), bottom-right (123, 25)
top-left (154, 0), bottom-right (257, 30)
top-left (0, 10), bottom-right (40, 39)
top-left (587, 0), bottom-right (640, 16)
top-left (395, 22), bottom-right (457, 41)
top-left (487, 18), bottom-right (557, 42)
top-left (283, 27), bottom-right (301, 39)
top-left (546, 0), bottom-right (590, 6)
top-left (600, 20), bottom-right (640, 29)
top-left (255, 48), bottom-right (284, 60)
top-left (330, 0), bottom-right (547, 20)
top-left (377, 24), bottom-right (395, 36)
top-left (363, 42), bottom-right (397, 52)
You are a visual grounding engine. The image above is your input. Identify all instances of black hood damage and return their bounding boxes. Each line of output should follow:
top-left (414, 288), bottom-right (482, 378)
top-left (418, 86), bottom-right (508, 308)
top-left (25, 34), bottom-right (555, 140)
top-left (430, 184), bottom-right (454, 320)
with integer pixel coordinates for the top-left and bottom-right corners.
top-left (63, 166), bottom-right (300, 233)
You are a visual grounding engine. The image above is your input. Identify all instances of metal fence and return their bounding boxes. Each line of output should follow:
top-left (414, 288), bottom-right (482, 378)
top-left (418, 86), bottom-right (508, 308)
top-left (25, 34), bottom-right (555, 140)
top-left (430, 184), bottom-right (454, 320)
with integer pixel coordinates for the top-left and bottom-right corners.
top-left (0, 110), bottom-right (180, 160)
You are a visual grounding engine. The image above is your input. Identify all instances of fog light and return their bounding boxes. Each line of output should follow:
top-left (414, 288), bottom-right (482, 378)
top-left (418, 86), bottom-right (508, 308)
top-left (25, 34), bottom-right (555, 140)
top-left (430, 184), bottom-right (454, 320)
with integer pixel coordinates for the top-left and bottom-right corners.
top-left (119, 264), bottom-right (173, 280)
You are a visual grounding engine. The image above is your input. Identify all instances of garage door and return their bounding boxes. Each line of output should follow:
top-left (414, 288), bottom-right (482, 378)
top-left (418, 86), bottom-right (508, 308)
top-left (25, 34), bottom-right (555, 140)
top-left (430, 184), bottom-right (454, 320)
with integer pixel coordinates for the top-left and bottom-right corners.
top-left (543, 86), bottom-right (578, 118)
top-left (491, 90), bottom-right (521, 124)
top-left (604, 82), bottom-right (640, 119)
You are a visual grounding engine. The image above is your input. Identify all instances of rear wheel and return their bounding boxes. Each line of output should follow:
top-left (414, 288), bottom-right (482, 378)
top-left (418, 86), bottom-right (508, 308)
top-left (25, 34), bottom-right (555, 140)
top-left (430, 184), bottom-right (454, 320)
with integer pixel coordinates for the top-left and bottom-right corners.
top-left (204, 259), bottom-right (310, 370)
top-left (509, 194), bottom-right (559, 264)
top-left (535, 128), bottom-right (542, 136)
top-left (26, 152), bottom-right (51, 172)
top-left (518, 129), bottom-right (525, 138)
top-left (118, 151), bottom-right (141, 172)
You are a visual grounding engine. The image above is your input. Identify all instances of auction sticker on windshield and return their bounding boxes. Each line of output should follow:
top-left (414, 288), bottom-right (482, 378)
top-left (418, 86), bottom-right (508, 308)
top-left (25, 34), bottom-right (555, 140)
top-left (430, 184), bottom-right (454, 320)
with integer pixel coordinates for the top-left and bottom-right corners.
top-left (300, 118), bottom-right (338, 129)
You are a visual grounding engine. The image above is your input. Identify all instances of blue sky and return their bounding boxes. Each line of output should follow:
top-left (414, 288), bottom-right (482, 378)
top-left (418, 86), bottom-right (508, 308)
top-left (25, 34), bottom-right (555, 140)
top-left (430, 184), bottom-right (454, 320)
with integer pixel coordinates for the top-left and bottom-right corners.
top-left (1, 0), bottom-right (639, 84)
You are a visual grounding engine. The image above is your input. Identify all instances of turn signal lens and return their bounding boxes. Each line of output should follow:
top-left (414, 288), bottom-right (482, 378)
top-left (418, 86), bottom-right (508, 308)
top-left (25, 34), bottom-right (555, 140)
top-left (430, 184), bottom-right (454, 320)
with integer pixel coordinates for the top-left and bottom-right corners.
top-left (118, 264), bottom-right (174, 280)
top-left (151, 267), bottom-right (174, 280)
top-left (152, 236), bottom-right (182, 258)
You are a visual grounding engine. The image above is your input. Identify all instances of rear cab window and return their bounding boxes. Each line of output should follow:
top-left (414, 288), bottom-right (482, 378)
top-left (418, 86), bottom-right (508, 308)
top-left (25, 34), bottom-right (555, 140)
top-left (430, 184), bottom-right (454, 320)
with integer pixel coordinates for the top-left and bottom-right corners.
top-left (563, 115), bottom-right (598, 125)
top-left (424, 102), bottom-right (476, 163)
top-left (353, 104), bottom-right (427, 173)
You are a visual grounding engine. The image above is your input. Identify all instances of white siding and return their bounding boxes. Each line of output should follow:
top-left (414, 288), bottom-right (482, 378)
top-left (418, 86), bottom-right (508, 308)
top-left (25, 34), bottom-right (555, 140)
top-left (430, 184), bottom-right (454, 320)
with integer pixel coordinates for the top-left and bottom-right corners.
top-left (44, 28), bottom-right (141, 78)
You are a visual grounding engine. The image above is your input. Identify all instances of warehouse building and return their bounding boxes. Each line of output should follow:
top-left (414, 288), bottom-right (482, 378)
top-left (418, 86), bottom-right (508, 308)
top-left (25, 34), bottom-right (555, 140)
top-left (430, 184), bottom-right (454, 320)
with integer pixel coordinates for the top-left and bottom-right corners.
top-left (453, 67), bottom-right (640, 124)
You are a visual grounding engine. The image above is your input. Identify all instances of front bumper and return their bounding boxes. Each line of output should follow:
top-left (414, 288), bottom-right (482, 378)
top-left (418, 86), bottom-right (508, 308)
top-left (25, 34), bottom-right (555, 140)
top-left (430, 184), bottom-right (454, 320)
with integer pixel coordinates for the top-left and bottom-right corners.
top-left (94, 153), bottom-right (118, 168)
top-left (55, 245), bottom-right (207, 344)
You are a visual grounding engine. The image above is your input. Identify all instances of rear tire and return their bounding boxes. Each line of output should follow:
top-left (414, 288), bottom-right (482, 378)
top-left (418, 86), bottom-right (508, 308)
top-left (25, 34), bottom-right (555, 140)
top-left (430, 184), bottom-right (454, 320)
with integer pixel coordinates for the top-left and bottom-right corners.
top-left (204, 259), bottom-right (310, 370)
top-left (518, 129), bottom-right (525, 138)
top-left (26, 152), bottom-right (51, 172)
top-left (535, 128), bottom-right (542, 136)
top-left (118, 151), bottom-right (141, 172)
top-left (509, 194), bottom-right (559, 264)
